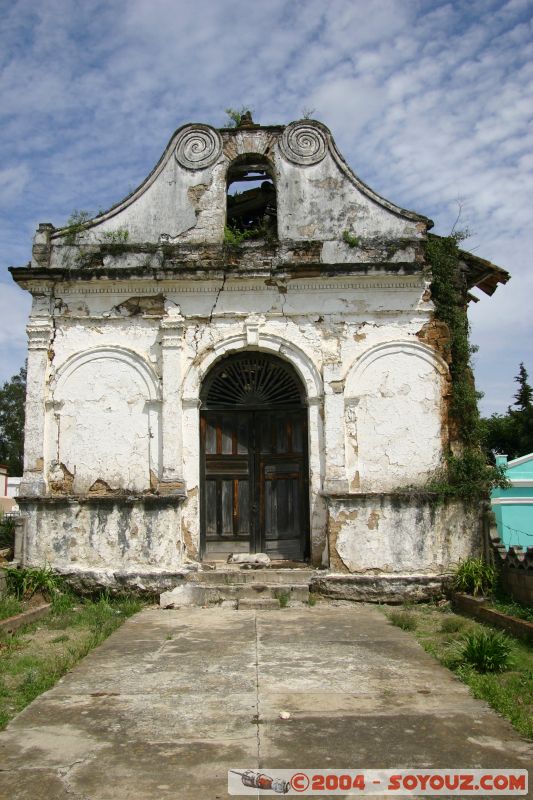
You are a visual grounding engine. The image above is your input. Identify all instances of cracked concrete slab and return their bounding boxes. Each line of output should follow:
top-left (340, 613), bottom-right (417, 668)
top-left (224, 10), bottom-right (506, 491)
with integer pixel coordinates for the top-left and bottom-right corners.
top-left (0, 605), bottom-right (531, 799)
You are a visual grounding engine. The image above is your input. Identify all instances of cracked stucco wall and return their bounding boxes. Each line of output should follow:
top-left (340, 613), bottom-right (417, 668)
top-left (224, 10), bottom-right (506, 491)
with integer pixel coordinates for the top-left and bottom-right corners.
top-left (328, 496), bottom-right (480, 575)
top-left (13, 120), bottom-right (476, 583)
top-left (44, 121), bottom-right (424, 249)
top-left (22, 499), bottom-right (183, 572)
top-left (20, 271), bottom-right (452, 574)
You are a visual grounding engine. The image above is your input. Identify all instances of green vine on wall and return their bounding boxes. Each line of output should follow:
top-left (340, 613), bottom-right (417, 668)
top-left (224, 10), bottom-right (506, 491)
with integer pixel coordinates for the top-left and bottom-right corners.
top-left (426, 233), bottom-right (479, 444)
top-left (424, 233), bottom-right (508, 500)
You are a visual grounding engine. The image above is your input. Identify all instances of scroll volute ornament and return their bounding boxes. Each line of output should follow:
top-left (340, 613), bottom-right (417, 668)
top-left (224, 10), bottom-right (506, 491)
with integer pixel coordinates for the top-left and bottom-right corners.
top-left (278, 120), bottom-right (329, 166)
top-left (174, 124), bottom-right (222, 170)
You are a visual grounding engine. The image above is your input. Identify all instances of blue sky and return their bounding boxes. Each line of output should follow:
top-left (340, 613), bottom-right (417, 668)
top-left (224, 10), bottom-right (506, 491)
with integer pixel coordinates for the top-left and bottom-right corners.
top-left (1, 0), bottom-right (532, 413)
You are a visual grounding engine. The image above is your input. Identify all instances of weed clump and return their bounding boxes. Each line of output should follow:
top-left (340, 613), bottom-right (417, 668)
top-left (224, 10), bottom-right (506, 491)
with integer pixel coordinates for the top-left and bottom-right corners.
top-left (3, 566), bottom-right (65, 601)
top-left (458, 629), bottom-right (514, 673)
top-left (439, 616), bottom-right (465, 634)
top-left (388, 609), bottom-right (417, 631)
top-left (223, 223), bottom-right (273, 245)
top-left (342, 230), bottom-right (360, 248)
top-left (63, 209), bottom-right (91, 245)
top-left (452, 557), bottom-right (495, 597)
top-left (275, 590), bottom-right (291, 608)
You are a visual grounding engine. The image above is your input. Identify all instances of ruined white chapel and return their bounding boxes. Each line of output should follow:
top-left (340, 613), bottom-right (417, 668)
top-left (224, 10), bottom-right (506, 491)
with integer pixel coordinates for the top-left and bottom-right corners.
top-left (11, 115), bottom-right (508, 599)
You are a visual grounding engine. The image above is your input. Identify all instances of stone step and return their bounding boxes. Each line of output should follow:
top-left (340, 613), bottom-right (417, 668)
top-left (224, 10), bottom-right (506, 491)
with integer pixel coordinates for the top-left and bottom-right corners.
top-left (189, 568), bottom-right (316, 586)
top-left (237, 598), bottom-right (280, 610)
top-left (160, 581), bottom-right (309, 608)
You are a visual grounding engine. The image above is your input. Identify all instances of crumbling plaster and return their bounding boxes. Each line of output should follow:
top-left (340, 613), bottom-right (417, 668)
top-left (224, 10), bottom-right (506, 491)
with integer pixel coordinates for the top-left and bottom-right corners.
top-left (45, 121), bottom-right (425, 248)
top-left (28, 273), bottom-right (446, 569)
top-left (12, 119), bottom-right (479, 585)
top-left (21, 498), bottom-right (183, 573)
top-left (328, 496), bottom-right (480, 575)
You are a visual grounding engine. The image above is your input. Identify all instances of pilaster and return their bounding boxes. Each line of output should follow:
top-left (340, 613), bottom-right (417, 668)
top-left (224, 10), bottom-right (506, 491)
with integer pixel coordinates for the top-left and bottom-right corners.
top-left (322, 363), bottom-right (349, 494)
top-left (159, 313), bottom-right (186, 495)
top-left (20, 319), bottom-right (54, 496)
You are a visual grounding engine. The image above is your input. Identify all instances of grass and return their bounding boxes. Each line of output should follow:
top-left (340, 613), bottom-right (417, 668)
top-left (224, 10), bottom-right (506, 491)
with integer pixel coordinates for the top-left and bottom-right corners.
top-left (0, 591), bottom-right (145, 730)
top-left (439, 615), bottom-right (465, 634)
top-left (0, 595), bottom-right (23, 621)
top-left (3, 565), bottom-right (66, 600)
top-left (489, 594), bottom-right (533, 623)
top-left (388, 609), bottom-right (417, 631)
top-left (381, 603), bottom-right (533, 740)
top-left (275, 590), bottom-right (291, 608)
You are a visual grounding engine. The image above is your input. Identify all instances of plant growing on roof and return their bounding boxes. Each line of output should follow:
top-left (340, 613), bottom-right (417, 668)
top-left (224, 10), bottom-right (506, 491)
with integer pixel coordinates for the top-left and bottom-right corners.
top-left (223, 106), bottom-right (254, 128)
top-left (63, 210), bottom-right (91, 245)
top-left (342, 230), bottom-right (360, 248)
top-left (101, 229), bottom-right (129, 244)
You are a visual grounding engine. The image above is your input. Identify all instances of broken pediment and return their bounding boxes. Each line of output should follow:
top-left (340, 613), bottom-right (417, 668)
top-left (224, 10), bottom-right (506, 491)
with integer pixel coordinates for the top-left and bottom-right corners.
top-left (44, 119), bottom-right (431, 249)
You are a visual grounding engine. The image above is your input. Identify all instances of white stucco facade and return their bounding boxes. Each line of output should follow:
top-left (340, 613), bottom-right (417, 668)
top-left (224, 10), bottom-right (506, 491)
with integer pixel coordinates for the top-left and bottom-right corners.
top-left (11, 118), bottom-right (502, 591)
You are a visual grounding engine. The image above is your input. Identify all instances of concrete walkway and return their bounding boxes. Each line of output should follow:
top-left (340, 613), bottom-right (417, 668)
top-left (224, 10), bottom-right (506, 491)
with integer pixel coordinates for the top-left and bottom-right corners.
top-left (0, 605), bottom-right (531, 799)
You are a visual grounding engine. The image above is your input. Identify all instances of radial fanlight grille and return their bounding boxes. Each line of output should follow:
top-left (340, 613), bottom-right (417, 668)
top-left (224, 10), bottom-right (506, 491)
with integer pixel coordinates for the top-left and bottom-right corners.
top-left (202, 354), bottom-right (304, 409)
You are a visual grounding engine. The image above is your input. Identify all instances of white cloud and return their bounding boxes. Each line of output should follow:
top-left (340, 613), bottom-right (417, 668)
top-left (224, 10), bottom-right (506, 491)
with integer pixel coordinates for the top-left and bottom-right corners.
top-left (0, 281), bottom-right (31, 382)
top-left (0, 164), bottom-right (30, 207)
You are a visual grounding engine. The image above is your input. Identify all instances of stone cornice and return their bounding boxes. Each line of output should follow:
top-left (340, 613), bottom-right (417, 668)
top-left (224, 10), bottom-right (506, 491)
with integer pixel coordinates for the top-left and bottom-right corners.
top-left (15, 275), bottom-right (425, 296)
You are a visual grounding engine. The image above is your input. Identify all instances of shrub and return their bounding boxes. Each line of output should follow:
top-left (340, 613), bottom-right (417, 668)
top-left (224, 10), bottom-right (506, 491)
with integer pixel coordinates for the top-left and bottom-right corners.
top-left (459, 629), bottom-right (513, 673)
top-left (452, 557), bottom-right (495, 597)
top-left (388, 610), bottom-right (417, 631)
top-left (223, 223), bottom-right (271, 245)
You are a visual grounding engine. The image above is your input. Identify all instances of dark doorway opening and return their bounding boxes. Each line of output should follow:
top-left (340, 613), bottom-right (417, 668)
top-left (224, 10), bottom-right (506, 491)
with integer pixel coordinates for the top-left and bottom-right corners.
top-left (226, 155), bottom-right (277, 241)
top-left (200, 352), bottom-right (309, 561)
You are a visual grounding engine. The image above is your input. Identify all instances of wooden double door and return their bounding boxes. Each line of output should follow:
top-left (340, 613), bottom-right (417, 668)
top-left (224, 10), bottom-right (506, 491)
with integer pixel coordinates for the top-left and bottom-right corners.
top-left (200, 408), bottom-right (309, 560)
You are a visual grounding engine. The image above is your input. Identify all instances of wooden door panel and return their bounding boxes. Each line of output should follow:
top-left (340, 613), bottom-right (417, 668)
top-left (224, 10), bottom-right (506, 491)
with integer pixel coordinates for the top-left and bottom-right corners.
top-left (260, 457), bottom-right (306, 559)
top-left (204, 481), bottom-right (217, 536)
top-left (201, 412), bottom-right (254, 556)
top-left (205, 456), bottom-right (249, 476)
top-left (201, 406), bottom-right (309, 560)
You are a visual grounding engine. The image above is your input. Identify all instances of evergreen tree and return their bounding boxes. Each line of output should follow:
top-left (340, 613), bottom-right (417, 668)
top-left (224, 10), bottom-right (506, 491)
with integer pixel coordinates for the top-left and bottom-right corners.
top-left (0, 366), bottom-right (26, 476)
top-left (513, 362), bottom-right (533, 410)
top-left (482, 362), bottom-right (533, 459)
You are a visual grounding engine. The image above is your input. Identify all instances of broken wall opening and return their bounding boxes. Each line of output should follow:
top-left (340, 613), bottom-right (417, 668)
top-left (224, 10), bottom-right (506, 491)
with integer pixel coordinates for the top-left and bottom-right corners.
top-left (226, 154), bottom-right (277, 239)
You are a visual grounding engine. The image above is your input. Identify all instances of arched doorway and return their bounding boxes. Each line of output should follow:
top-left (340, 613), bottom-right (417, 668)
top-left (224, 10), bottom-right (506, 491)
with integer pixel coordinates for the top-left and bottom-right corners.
top-left (200, 352), bottom-right (310, 561)
top-left (226, 154), bottom-right (277, 240)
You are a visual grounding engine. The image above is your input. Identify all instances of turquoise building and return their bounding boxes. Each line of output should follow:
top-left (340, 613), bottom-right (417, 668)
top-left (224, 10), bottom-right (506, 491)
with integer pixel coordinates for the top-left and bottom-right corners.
top-left (491, 453), bottom-right (533, 549)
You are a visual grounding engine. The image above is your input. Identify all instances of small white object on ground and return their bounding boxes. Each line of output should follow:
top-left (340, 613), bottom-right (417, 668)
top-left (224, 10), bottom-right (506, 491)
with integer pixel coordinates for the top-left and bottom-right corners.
top-left (279, 711), bottom-right (291, 720)
top-left (227, 553), bottom-right (271, 567)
